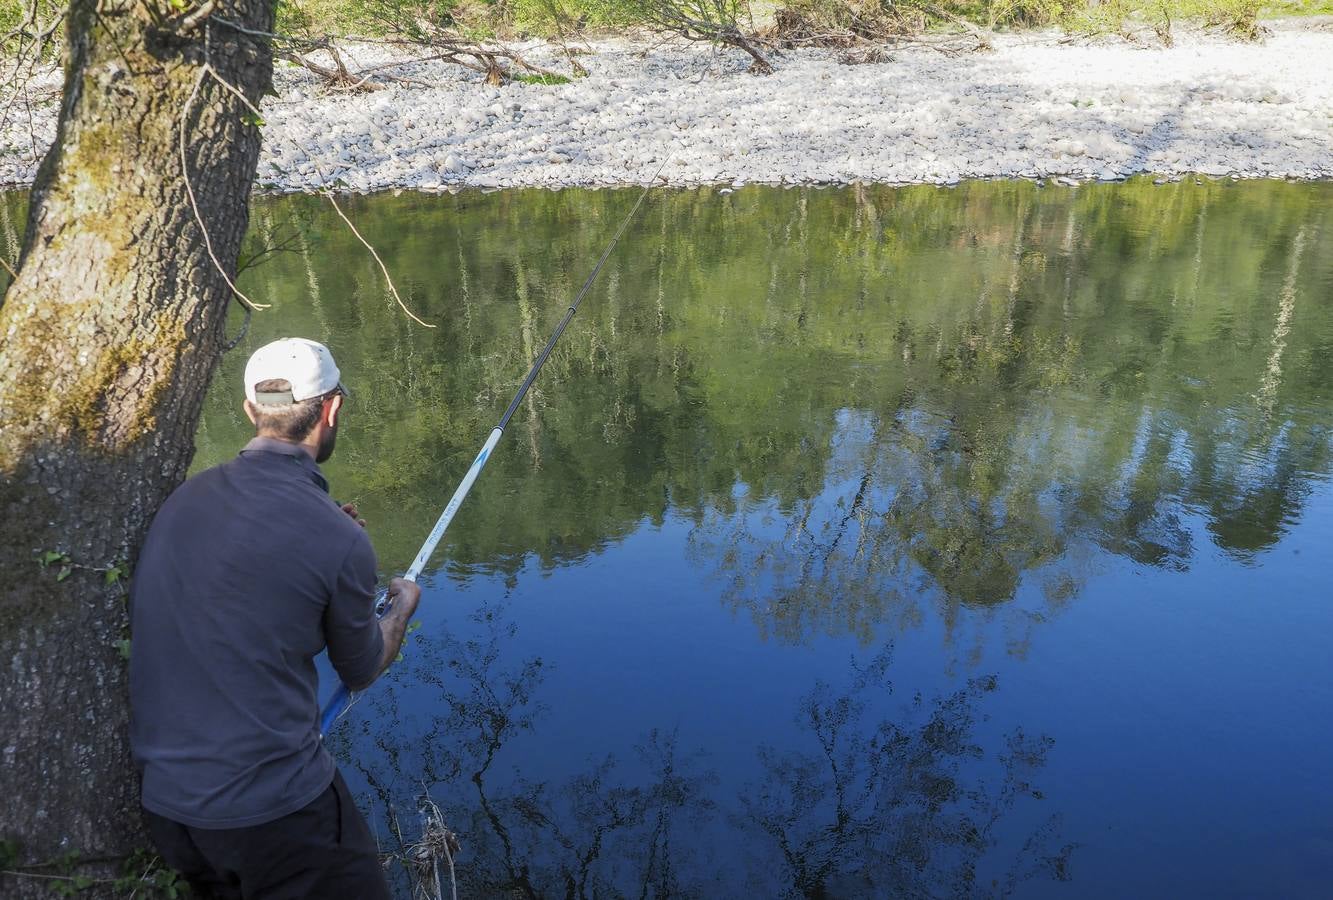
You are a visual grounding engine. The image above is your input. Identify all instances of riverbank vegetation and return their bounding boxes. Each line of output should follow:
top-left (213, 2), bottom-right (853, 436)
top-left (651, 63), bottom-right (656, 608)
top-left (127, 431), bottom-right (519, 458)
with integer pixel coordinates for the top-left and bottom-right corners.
top-left (264, 0), bottom-right (1331, 84)
top-left (4, 0), bottom-right (1329, 84)
top-left (262, 0), bottom-right (1326, 41)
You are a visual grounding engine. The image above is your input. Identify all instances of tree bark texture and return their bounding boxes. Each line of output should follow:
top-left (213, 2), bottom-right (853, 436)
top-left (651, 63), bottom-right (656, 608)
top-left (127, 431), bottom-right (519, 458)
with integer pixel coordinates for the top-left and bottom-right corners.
top-left (0, 0), bottom-right (273, 892)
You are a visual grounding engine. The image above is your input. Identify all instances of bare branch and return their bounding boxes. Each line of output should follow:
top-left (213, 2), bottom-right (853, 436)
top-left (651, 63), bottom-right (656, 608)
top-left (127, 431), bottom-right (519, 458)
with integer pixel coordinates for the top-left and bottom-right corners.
top-left (279, 49), bottom-right (388, 91)
top-left (166, 0), bottom-right (219, 35)
top-left (204, 63), bottom-right (435, 329)
top-left (634, 0), bottom-right (775, 73)
top-left (0, 0), bottom-right (64, 139)
top-left (324, 194), bottom-right (435, 329)
top-left (764, 0), bottom-right (992, 54)
top-left (179, 66), bottom-right (268, 311)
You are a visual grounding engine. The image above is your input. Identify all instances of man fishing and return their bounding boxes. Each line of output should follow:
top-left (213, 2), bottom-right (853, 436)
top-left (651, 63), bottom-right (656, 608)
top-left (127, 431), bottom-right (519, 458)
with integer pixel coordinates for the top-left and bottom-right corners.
top-left (128, 337), bottom-right (420, 898)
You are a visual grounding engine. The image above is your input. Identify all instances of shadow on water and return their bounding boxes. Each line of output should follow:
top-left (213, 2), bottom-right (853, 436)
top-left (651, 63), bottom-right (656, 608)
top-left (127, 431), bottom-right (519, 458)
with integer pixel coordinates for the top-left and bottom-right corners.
top-left (339, 603), bottom-right (1075, 899)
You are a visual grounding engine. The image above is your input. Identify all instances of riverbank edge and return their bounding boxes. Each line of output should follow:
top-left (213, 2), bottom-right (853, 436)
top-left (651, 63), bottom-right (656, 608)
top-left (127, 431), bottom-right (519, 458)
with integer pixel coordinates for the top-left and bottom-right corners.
top-left (243, 171), bottom-right (1332, 198)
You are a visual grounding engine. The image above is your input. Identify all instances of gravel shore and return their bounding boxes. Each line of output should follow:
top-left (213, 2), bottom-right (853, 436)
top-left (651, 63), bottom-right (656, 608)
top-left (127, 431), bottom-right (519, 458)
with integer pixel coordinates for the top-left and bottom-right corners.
top-left (3, 21), bottom-right (1332, 191)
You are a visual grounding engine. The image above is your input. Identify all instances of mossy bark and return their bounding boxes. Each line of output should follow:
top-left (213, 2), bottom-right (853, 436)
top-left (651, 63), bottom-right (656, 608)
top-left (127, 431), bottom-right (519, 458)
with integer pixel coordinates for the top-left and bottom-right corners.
top-left (0, 0), bottom-right (273, 893)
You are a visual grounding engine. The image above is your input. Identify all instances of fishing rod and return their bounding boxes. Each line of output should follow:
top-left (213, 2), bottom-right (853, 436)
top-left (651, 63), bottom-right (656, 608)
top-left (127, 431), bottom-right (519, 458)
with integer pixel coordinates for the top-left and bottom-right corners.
top-left (321, 158), bottom-right (671, 736)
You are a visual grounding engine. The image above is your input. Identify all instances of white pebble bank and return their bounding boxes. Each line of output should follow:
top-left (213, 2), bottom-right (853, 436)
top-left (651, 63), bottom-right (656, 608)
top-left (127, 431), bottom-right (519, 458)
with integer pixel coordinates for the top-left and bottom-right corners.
top-left (3, 21), bottom-right (1332, 191)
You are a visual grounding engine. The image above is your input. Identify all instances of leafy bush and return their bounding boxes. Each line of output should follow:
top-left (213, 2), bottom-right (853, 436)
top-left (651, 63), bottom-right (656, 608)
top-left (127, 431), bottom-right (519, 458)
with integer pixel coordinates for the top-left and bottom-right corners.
top-left (275, 0), bottom-right (367, 36)
top-left (1201, 0), bottom-right (1264, 38)
top-left (508, 0), bottom-right (643, 34)
top-left (1005, 0), bottom-right (1078, 26)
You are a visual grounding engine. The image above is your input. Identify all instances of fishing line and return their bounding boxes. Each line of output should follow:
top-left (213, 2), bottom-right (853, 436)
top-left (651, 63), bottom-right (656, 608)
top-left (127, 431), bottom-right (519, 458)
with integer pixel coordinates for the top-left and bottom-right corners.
top-left (322, 157), bottom-right (672, 736)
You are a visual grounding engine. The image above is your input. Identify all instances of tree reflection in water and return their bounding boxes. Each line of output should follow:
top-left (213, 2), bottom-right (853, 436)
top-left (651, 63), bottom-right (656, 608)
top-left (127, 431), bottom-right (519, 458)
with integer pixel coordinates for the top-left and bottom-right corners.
top-left (342, 604), bottom-right (1073, 899)
top-left (736, 649), bottom-right (1073, 898)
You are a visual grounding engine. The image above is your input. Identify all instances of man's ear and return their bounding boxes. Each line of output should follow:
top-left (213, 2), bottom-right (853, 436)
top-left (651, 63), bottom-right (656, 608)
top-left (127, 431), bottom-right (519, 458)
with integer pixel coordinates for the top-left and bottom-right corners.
top-left (325, 393), bottom-right (344, 429)
top-left (243, 399), bottom-right (259, 426)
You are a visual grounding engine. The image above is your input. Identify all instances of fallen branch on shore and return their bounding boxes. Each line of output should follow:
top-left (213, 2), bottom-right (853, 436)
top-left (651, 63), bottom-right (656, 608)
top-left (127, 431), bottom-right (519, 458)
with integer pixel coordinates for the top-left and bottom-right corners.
top-left (633, 0), bottom-right (778, 74)
top-left (281, 43), bottom-right (389, 91)
top-left (210, 14), bottom-right (578, 92)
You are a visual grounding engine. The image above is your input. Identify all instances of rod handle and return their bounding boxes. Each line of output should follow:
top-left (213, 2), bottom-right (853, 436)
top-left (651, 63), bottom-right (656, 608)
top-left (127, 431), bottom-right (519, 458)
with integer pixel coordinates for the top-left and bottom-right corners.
top-left (320, 585), bottom-right (393, 736)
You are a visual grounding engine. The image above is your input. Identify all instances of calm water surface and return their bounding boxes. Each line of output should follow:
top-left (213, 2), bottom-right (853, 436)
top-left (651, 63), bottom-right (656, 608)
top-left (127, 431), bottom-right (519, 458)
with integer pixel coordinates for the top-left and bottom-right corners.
top-left (11, 180), bottom-right (1331, 897)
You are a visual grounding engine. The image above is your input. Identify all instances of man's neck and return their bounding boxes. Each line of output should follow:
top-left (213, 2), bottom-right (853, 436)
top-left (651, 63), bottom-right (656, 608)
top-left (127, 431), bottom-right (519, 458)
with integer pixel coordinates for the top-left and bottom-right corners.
top-left (254, 433), bottom-right (319, 461)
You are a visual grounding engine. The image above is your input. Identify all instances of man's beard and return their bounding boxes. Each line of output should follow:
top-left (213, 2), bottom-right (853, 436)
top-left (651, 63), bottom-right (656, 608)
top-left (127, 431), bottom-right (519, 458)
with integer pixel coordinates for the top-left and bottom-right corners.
top-left (315, 426), bottom-right (337, 463)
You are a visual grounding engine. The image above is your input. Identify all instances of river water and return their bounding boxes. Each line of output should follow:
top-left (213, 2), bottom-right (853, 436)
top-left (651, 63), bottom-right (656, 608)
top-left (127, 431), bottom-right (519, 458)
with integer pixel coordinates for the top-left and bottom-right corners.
top-left (8, 179), bottom-right (1332, 897)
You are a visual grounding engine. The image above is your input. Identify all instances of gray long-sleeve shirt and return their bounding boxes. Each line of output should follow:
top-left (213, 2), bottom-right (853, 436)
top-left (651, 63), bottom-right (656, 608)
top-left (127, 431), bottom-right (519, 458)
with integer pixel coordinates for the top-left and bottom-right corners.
top-left (129, 437), bottom-right (383, 828)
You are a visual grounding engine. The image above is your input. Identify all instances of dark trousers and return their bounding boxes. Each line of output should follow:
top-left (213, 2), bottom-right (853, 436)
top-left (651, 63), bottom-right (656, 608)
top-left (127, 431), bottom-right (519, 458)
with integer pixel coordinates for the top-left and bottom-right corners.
top-left (143, 769), bottom-right (391, 900)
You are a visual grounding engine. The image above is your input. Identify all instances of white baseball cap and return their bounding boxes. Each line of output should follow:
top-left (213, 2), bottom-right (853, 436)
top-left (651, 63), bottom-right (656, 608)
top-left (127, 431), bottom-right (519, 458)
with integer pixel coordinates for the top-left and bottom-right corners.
top-left (243, 338), bottom-right (348, 405)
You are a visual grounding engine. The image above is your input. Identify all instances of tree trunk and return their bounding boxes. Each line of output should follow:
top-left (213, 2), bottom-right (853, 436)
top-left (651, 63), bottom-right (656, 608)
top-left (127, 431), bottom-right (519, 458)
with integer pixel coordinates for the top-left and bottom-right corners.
top-left (0, 0), bottom-right (273, 892)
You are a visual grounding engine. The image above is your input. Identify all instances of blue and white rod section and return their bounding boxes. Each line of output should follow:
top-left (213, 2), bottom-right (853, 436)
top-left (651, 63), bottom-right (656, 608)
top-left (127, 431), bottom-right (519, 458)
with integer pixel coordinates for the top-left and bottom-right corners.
top-left (319, 428), bottom-right (504, 736)
top-left (406, 426), bottom-right (503, 582)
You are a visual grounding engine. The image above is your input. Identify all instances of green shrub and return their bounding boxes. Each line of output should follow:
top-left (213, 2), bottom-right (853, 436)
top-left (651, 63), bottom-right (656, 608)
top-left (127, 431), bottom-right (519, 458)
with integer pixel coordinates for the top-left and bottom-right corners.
top-left (508, 0), bottom-right (644, 34)
top-left (1202, 0), bottom-right (1264, 38)
top-left (275, 0), bottom-right (367, 35)
top-left (979, 0), bottom-right (1080, 28)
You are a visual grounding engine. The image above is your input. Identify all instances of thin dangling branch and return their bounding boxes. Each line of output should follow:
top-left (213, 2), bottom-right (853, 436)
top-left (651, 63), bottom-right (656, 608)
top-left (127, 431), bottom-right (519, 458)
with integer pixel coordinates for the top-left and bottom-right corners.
top-left (202, 63), bottom-right (435, 329)
top-left (178, 65), bottom-right (269, 312)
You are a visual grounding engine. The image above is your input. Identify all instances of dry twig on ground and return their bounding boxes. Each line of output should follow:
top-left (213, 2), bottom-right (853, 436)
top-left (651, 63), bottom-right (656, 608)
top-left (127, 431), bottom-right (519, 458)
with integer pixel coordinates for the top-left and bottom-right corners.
top-left (634, 0), bottom-right (776, 73)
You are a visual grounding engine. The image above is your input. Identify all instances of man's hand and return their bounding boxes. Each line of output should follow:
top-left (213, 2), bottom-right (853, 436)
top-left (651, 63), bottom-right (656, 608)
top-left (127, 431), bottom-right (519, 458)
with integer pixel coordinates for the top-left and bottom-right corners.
top-left (340, 502), bottom-right (366, 528)
top-left (352, 577), bottom-right (424, 690)
top-left (385, 577), bottom-right (421, 619)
